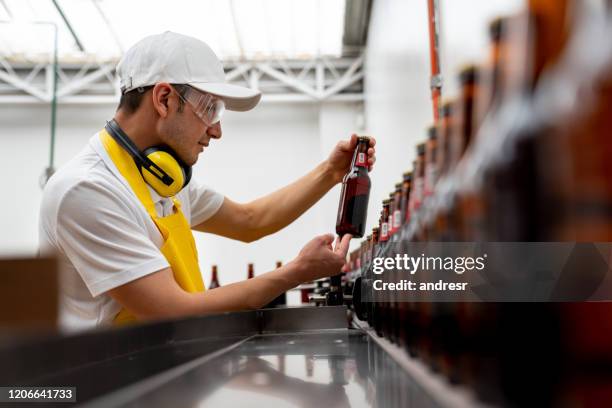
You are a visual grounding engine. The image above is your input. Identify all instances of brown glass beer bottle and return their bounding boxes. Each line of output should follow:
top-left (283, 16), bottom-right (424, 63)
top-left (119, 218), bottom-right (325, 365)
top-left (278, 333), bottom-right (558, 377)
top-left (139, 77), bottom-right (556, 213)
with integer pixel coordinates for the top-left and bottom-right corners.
top-left (379, 199), bottom-right (391, 242)
top-left (392, 183), bottom-right (403, 234)
top-left (424, 126), bottom-right (439, 197)
top-left (412, 144), bottom-right (426, 211)
top-left (400, 171), bottom-right (413, 224)
top-left (336, 137), bottom-right (372, 238)
top-left (436, 101), bottom-right (455, 181)
top-left (209, 265), bottom-right (220, 289)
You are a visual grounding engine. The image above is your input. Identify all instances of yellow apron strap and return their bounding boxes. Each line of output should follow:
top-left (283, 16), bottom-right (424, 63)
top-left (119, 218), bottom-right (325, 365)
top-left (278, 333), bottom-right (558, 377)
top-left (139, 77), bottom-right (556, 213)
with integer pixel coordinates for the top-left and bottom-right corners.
top-left (100, 129), bottom-right (157, 218)
top-left (99, 130), bottom-right (205, 326)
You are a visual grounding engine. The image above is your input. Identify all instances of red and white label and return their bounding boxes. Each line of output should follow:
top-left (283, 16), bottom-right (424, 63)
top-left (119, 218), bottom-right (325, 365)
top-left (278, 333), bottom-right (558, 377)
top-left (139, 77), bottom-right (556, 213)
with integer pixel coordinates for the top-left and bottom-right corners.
top-left (381, 222), bottom-right (389, 241)
top-left (413, 178), bottom-right (424, 209)
top-left (356, 152), bottom-right (367, 167)
top-left (393, 210), bottom-right (402, 229)
top-left (425, 167), bottom-right (438, 197)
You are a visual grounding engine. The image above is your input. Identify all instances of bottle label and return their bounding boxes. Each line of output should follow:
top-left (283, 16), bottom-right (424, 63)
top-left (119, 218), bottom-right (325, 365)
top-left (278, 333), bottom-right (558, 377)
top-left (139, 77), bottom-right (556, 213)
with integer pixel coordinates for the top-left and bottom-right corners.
top-left (356, 152), bottom-right (367, 167)
top-left (381, 222), bottom-right (389, 241)
top-left (425, 167), bottom-right (438, 196)
top-left (393, 210), bottom-right (401, 229)
top-left (414, 178), bottom-right (424, 208)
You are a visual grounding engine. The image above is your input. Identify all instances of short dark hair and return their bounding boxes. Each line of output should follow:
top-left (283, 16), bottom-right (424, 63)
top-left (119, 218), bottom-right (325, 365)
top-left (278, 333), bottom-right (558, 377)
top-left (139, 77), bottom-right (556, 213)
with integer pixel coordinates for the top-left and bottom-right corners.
top-left (116, 84), bottom-right (190, 114)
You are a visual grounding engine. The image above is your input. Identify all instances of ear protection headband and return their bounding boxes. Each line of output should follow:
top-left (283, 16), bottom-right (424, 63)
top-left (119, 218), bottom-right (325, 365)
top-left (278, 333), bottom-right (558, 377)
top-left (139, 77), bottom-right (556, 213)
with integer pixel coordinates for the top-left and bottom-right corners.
top-left (105, 119), bottom-right (192, 197)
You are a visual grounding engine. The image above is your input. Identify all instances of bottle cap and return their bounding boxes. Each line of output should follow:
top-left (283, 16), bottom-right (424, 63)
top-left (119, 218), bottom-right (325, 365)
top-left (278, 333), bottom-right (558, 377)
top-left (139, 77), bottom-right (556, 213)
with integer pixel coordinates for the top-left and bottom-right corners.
top-left (417, 143), bottom-right (426, 155)
top-left (427, 125), bottom-right (438, 140)
top-left (489, 16), bottom-right (506, 43)
top-left (459, 64), bottom-right (479, 85)
top-left (441, 100), bottom-right (454, 117)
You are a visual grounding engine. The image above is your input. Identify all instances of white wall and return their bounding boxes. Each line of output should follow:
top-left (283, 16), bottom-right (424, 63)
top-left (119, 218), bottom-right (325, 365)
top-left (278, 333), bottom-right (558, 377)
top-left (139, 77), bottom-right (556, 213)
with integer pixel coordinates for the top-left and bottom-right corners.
top-left (0, 101), bottom-right (360, 292)
top-left (1, 104), bottom-right (107, 256)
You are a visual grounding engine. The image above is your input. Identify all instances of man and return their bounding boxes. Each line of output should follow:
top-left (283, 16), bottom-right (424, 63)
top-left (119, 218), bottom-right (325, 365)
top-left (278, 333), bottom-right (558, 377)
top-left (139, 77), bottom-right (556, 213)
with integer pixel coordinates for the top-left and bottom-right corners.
top-left (39, 32), bottom-right (376, 331)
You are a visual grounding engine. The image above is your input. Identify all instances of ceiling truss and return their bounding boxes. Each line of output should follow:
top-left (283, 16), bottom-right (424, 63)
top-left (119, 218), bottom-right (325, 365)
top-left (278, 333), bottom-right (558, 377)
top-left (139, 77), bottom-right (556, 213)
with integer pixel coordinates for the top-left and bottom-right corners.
top-left (0, 54), bottom-right (364, 105)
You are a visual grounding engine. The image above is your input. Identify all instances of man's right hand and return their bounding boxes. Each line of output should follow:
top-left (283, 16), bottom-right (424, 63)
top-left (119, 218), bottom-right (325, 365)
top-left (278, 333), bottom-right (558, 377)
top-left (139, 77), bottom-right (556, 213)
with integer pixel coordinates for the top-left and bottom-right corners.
top-left (292, 234), bottom-right (352, 283)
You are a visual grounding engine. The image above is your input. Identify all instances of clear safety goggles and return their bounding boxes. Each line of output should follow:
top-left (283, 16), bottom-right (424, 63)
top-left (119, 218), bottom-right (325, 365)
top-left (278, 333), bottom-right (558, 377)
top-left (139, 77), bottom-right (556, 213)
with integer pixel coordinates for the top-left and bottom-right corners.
top-left (176, 86), bottom-right (225, 126)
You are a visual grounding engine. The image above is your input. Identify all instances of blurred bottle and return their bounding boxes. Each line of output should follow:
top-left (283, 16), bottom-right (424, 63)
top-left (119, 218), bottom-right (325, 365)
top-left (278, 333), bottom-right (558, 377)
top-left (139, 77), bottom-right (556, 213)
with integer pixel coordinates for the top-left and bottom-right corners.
top-left (450, 65), bottom-right (480, 168)
top-left (475, 16), bottom-right (509, 128)
top-left (484, 0), bottom-right (577, 241)
top-left (424, 125), bottom-right (439, 197)
top-left (336, 136), bottom-right (372, 238)
top-left (367, 228), bottom-right (379, 328)
top-left (209, 265), bottom-right (220, 289)
top-left (411, 144), bottom-right (426, 212)
top-left (391, 183), bottom-right (403, 235)
top-left (526, 0), bottom-right (574, 91)
top-left (388, 192), bottom-right (396, 237)
top-left (300, 284), bottom-right (311, 304)
top-left (436, 101), bottom-right (455, 181)
top-left (538, 8), bottom-right (612, 403)
top-left (247, 263), bottom-right (254, 279)
top-left (379, 199), bottom-right (391, 242)
top-left (400, 171), bottom-right (413, 224)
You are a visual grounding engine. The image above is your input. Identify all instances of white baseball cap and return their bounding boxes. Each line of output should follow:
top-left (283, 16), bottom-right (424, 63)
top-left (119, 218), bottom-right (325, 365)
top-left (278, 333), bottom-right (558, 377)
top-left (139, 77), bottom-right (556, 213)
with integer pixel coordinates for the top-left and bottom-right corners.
top-left (117, 31), bottom-right (261, 112)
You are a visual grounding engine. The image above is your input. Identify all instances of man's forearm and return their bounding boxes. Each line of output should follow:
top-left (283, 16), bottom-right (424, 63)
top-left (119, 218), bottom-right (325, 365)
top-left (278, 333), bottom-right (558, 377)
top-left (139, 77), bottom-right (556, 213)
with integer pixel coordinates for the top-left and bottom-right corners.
top-left (111, 234), bottom-right (350, 322)
top-left (194, 261), bottom-right (303, 312)
top-left (246, 161), bottom-right (339, 239)
top-left (110, 262), bottom-right (305, 321)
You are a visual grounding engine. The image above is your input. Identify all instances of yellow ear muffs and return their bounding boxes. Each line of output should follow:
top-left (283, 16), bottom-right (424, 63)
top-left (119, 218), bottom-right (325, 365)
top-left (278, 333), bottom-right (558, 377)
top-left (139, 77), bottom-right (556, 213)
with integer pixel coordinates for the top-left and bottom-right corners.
top-left (141, 147), bottom-right (190, 197)
top-left (104, 120), bottom-right (193, 198)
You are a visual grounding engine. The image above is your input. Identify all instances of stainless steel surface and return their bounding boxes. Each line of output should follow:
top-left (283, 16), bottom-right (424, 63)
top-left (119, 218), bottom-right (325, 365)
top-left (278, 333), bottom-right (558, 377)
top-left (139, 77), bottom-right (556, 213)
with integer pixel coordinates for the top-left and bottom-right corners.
top-left (84, 330), bottom-right (447, 408)
top-left (1, 307), bottom-right (487, 407)
top-left (352, 318), bottom-right (489, 408)
top-left (259, 306), bottom-right (347, 333)
top-left (0, 307), bottom-right (345, 405)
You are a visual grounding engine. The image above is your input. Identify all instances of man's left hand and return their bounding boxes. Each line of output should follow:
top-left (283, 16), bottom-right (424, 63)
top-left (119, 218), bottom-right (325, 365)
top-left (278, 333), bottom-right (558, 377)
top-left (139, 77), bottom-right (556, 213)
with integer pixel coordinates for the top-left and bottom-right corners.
top-left (326, 134), bottom-right (377, 183)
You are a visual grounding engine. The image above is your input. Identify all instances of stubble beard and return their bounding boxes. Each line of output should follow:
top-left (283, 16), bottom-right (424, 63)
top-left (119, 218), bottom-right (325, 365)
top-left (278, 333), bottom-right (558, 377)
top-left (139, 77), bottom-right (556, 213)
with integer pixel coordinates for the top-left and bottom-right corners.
top-left (163, 118), bottom-right (198, 166)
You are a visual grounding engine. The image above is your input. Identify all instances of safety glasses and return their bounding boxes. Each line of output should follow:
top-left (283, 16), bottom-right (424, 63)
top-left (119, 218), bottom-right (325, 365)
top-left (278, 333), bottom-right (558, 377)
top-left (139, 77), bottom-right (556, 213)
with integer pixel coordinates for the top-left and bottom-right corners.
top-left (175, 85), bottom-right (225, 126)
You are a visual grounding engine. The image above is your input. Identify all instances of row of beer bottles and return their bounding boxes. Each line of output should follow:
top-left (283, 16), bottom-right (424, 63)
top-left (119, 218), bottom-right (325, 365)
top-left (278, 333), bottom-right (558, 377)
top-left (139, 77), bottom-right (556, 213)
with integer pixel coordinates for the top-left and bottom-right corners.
top-left (348, 2), bottom-right (612, 406)
top-left (347, 0), bottom-right (612, 320)
top-left (346, 0), bottom-right (612, 248)
top-left (347, 0), bottom-right (612, 283)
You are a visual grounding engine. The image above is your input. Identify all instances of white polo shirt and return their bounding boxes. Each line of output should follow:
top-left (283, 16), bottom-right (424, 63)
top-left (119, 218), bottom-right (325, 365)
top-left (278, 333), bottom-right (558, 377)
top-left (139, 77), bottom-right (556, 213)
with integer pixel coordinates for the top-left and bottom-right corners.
top-left (39, 133), bottom-right (224, 332)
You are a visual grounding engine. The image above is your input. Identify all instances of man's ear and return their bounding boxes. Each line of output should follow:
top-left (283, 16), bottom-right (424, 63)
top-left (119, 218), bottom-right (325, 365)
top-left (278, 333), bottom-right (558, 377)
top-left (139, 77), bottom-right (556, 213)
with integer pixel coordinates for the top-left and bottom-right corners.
top-left (151, 83), bottom-right (173, 118)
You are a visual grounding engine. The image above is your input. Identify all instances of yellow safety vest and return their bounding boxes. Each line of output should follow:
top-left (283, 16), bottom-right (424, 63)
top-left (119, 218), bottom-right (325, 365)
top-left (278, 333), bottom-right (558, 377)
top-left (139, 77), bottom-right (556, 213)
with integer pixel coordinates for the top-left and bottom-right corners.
top-left (99, 130), bottom-right (205, 325)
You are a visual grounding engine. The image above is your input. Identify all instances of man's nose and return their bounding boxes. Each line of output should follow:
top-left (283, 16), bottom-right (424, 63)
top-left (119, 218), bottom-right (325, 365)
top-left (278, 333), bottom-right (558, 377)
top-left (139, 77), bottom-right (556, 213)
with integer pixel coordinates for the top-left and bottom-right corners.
top-left (208, 122), bottom-right (222, 139)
